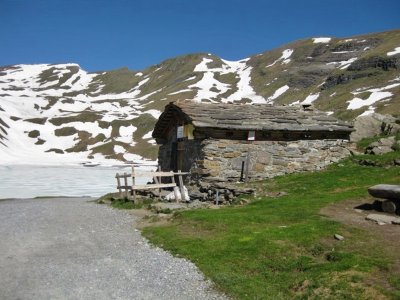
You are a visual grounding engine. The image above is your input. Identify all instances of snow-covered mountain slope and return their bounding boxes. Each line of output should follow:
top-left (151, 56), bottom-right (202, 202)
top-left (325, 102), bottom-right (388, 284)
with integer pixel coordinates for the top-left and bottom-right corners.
top-left (0, 30), bottom-right (399, 165)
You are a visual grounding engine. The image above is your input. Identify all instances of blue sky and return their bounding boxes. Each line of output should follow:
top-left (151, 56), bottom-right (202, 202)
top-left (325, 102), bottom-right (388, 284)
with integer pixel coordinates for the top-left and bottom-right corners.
top-left (1, 0), bottom-right (399, 72)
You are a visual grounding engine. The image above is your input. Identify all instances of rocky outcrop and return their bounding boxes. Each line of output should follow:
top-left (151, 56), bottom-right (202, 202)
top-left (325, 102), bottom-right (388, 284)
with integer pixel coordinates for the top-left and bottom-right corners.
top-left (350, 113), bottom-right (400, 142)
top-left (348, 56), bottom-right (399, 71)
top-left (365, 136), bottom-right (399, 155)
top-left (322, 72), bottom-right (377, 90)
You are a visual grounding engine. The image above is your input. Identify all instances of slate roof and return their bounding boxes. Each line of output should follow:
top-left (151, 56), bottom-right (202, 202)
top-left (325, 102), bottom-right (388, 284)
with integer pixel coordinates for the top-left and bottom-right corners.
top-left (153, 100), bottom-right (354, 138)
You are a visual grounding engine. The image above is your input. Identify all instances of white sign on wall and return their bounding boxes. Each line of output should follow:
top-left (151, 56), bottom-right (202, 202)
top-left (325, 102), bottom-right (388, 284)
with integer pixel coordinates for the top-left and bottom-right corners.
top-left (177, 126), bottom-right (184, 138)
top-left (248, 130), bottom-right (255, 141)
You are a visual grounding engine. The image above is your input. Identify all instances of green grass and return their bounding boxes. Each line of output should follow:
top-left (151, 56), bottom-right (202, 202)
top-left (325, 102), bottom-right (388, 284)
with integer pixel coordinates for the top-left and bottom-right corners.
top-left (111, 198), bottom-right (153, 209)
top-left (49, 111), bottom-right (102, 126)
top-left (142, 153), bottom-right (400, 299)
top-left (97, 193), bottom-right (153, 209)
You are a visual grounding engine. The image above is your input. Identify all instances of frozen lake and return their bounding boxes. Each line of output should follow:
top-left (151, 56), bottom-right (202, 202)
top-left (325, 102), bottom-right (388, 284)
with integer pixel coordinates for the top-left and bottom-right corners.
top-left (0, 165), bottom-right (151, 199)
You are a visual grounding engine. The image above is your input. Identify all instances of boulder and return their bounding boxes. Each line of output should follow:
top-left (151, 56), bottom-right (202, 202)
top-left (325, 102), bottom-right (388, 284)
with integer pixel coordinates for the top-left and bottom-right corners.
top-left (350, 113), bottom-right (400, 142)
top-left (368, 184), bottom-right (400, 200)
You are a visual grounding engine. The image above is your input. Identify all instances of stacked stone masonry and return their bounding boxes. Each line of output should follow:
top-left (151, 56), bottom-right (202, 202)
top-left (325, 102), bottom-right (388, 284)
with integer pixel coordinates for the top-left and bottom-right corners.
top-left (191, 138), bottom-right (351, 182)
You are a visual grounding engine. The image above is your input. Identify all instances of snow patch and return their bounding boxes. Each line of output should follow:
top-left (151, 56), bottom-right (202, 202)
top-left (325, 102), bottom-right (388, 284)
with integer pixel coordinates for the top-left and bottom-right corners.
top-left (387, 47), bottom-right (400, 56)
top-left (266, 85), bottom-right (289, 103)
top-left (117, 124), bottom-right (136, 144)
top-left (301, 93), bottom-right (320, 105)
top-left (143, 109), bottom-right (161, 119)
top-left (266, 49), bottom-right (293, 67)
top-left (184, 76), bottom-right (196, 82)
top-left (347, 83), bottom-right (400, 110)
top-left (193, 58), bottom-right (214, 72)
top-left (168, 89), bottom-right (192, 95)
top-left (359, 108), bottom-right (375, 116)
top-left (348, 92), bottom-right (392, 110)
top-left (331, 51), bottom-right (356, 54)
top-left (142, 130), bottom-right (153, 139)
top-left (114, 145), bottom-right (125, 154)
top-left (189, 72), bottom-right (229, 102)
top-left (191, 57), bottom-right (265, 103)
top-left (123, 152), bottom-right (143, 162)
top-left (313, 37), bottom-right (331, 44)
top-left (327, 57), bottom-right (357, 69)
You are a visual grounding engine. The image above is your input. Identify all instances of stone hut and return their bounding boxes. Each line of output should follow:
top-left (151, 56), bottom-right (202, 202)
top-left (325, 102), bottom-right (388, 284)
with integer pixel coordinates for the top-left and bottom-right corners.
top-left (152, 100), bottom-right (354, 183)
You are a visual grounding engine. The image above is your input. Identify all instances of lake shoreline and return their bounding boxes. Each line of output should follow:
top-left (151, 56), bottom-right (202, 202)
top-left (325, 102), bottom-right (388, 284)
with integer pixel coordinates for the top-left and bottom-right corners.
top-left (0, 164), bottom-right (151, 199)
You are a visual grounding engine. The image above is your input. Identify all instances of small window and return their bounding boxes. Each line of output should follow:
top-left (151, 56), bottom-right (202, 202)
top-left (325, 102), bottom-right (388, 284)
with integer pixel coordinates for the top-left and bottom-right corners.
top-left (248, 130), bottom-right (256, 141)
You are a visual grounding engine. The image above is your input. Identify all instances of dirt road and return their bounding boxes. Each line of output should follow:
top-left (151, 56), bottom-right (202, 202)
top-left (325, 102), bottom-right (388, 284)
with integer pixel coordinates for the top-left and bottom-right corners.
top-left (0, 197), bottom-right (226, 300)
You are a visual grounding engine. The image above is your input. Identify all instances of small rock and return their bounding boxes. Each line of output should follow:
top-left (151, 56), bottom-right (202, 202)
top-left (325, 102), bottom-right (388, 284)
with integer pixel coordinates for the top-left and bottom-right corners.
top-left (334, 234), bottom-right (345, 241)
top-left (158, 213), bottom-right (172, 219)
top-left (357, 159), bottom-right (381, 167)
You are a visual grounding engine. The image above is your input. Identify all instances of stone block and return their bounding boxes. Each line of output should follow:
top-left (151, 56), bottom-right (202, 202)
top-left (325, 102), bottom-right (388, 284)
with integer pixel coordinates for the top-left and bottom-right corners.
top-left (256, 154), bottom-right (272, 165)
top-left (223, 151), bottom-right (241, 158)
top-left (217, 143), bottom-right (227, 148)
top-left (273, 159), bottom-right (288, 167)
top-left (203, 160), bottom-right (220, 168)
top-left (253, 163), bottom-right (266, 172)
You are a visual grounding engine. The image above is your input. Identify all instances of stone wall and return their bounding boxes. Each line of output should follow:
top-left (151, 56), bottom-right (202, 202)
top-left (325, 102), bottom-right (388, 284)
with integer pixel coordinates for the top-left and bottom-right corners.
top-left (191, 138), bottom-right (351, 182)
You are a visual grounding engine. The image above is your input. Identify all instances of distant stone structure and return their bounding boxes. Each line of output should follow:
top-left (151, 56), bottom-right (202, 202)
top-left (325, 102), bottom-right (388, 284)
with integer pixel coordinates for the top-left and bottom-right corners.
top-left (152, 100), bottom-right (354, 184)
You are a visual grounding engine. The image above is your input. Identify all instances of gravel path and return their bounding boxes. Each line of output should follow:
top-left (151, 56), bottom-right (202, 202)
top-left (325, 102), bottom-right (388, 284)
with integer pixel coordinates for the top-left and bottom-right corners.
top-left (0, 197), bottom-right (227, 300)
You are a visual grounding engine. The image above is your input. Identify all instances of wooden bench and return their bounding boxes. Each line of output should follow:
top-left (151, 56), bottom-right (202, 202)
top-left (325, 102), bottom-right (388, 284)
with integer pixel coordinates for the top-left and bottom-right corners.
top-left (116, 166), bottom-right (188, 203)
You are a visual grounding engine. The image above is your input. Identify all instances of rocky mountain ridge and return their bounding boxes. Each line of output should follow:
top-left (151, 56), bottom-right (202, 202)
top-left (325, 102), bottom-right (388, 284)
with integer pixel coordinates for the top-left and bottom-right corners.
top-left (0, 29), bottom-right (399, 165)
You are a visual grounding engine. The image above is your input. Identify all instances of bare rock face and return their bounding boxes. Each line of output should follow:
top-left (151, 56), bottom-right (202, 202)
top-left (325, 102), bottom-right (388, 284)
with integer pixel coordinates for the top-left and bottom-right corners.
top-left (350, 113), bottom-right (400, 142)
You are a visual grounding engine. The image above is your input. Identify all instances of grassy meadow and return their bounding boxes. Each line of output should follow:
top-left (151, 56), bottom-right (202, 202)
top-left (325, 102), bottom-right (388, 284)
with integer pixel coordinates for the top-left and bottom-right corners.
top-left (142, 151), bottom-right (400, 299)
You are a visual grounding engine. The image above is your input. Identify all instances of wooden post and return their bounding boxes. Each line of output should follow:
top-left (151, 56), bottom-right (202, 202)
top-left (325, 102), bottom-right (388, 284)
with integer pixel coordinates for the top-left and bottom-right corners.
top-left (131, 166), bottom-right (136, 202)
top-left (123, 172), bottom-right (128, 199)
top-left (178, 170), bottom-right (185, 202)
top-left (157, 165), bottom-right (161, 200)
top-left (116, 173), bottom-right (122, 197)
top-left (244, 151), bottom-right (251, 182)
top-left (240, 161), bottom-right (245, 182)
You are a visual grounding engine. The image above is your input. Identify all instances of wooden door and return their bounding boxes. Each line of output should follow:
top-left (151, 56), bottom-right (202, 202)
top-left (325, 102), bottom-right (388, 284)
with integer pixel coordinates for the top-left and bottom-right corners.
top-left (177, 141), bottom-right (184, 171)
